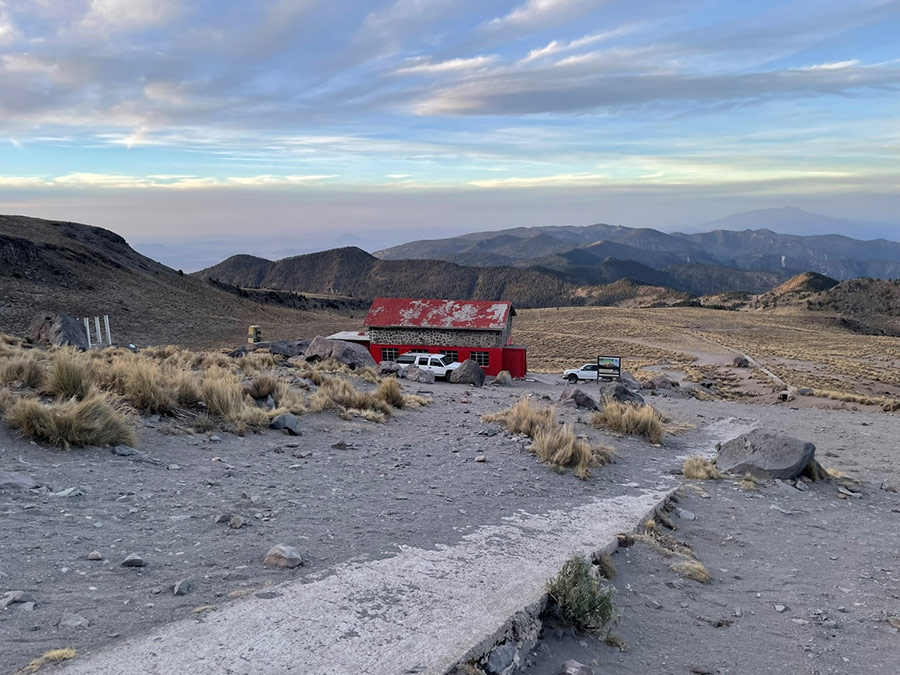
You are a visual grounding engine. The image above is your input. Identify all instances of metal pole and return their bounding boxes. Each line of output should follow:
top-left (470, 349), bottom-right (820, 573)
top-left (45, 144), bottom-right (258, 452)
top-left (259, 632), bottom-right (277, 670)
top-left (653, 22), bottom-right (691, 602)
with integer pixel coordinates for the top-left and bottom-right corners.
top-left (104, 315), bottom-right (112, 345)
top-left (94, 316), bottom-right (102, 347)
top-left (84, 318), bottom-right (92, 349)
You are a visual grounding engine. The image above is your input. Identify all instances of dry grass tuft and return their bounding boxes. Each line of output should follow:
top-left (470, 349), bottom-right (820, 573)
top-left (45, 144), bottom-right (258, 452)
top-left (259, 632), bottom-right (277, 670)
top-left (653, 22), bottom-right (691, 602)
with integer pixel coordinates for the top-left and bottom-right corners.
top-left (309, 376), bottom-right (392, 422)
top-left (590, 398), bottom-right (668, 444)
top-left (375, 377), bottom-right (406, 409)
top-left (0, 354), bottom-right (47, 389)
top-left (0, 387), bottom-right (14, 415)
top-left (738, 473), bottom-right (758, 490)
top-left (16, 648), bottom-right (77, 674)
top-left (529, 423), bottom-right (614, 480)
top-left (596, 551), bottom-right (617, 580)
top-left (6, 394), bottom-right (136, 448)
top-left (45, 349), bottom-right (93, 400)
top-left (682, 456), bottom-right (722, 480)
top-left (669, 559), bottom-right (711, 584)
top-left (802, 459), bottom-right (829, 481)
top-left (120, 361), bottom-right (175, 414)
top-left (243, 374), bottom-right (280, 400)
top-left (482, 397), bottom-right (555, 437)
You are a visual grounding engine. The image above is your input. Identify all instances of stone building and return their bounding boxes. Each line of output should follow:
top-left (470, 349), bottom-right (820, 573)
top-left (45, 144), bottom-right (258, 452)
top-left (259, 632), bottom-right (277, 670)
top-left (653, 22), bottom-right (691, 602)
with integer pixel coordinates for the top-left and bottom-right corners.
top-left (363, 297), bottom-right (527, 377)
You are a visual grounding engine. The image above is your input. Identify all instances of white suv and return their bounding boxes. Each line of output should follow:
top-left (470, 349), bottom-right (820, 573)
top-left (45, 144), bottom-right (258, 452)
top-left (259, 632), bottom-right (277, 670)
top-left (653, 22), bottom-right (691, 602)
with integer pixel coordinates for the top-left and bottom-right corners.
top-left (563, 363), bottom-right (601, 384)
top-left (397, 352), bottom-right (461, 380)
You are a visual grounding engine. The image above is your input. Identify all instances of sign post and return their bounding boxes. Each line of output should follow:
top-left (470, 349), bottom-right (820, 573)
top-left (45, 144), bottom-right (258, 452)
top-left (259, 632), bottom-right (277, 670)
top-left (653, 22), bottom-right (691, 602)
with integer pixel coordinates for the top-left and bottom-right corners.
top-left (596, 356), bottom-right (622, 382)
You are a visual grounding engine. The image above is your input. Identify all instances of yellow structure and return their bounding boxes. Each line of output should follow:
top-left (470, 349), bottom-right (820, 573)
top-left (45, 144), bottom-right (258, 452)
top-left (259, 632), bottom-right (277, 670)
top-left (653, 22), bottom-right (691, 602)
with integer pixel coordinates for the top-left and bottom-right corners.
top-left (248, 325), bottom-right (261, 344)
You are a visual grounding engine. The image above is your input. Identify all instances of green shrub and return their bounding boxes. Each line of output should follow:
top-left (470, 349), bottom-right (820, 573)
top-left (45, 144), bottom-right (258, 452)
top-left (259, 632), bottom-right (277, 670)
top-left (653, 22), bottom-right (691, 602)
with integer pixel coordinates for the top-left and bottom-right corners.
top-left (546, 554), bottom-right (617, 632)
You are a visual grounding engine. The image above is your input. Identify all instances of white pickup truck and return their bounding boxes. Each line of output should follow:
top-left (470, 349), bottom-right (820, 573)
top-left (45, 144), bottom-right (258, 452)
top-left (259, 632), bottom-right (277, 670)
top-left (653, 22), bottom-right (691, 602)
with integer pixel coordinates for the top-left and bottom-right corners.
top-left (397, 352), bottom-right (461, 380)
top-left (563, 363), bottom-right (603, 383)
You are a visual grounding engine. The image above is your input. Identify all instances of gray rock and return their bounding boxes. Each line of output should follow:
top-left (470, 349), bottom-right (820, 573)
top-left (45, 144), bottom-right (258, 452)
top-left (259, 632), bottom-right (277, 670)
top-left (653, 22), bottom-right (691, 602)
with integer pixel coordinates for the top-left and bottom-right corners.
top-left (264, 544), bottom-right (303, 569)
top-left (676, 507), bottom-right (696, 521)
top-left (599, 381), bottom-right (645, 405)
top-left (30, 312), bottom-right (89, 350)
top-left (251, 340), bottom-right (309, 358)
top-left (558, 385), bottom-right (599, 410)
top-left (269, 413), bottom-right (301, 436)
top-left (214, 513), bottom-right (231, 523)
top-left (0, 470), bottom-right (38, 490)
top-left (404, 365), bottom-right (435, 384)
top-left (87, 551), bottom-right (102, 561)
top-left (492, 370), bottom-right (513, 386)
top-left (304, 336), bottom-right (376, 370)
top-left (485, 642), bottom-right (518, 675)
top-left (449, 359), bottom-right (486, 387)
top-left (560, 660), bottom-right (594, 675)
top-left (619, 370), bottom-right (642, 392)
top-left (229, 516), bottom-right (247, 529)
top-left (377, 361), bottom-right (402, 377)
top-left (17, 601), bottom-right (35, 612)
top-left (1, 591), bottom-right (32, 608)
top-left (881, 479), bottom-right (897, 493)
top-left (475, 455), bottom-right (487, 463)
top-left (209, 435), bottom-right (222, 443)
top-left (121, 553), bottom-right (146, 567)
top-left (111, 445), bottom-right (137, 457)
top-left (57, 612), bottom-right (90, 629)
top-left (794, 480), bottom-right (809, 491)
top-left (796, 387), bottom-right (813, 396)
top-left (774, 604), bottom-right (787, 613)
top-left (733, 355), bottom-right (750, 368)
top-left (173, 579), bottom-right (193, 596)
top-left (716, 429), bottom-right (816, 480)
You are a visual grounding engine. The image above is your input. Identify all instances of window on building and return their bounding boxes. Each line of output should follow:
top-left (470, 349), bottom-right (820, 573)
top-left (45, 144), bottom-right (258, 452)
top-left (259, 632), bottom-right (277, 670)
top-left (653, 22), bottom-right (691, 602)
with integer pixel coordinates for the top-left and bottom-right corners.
top-left (381, 347), bottom-right (399, 362)
top-left (471, 351), bottom-right (490, 367)
top-left (443, 350), bottom-right (459, 363)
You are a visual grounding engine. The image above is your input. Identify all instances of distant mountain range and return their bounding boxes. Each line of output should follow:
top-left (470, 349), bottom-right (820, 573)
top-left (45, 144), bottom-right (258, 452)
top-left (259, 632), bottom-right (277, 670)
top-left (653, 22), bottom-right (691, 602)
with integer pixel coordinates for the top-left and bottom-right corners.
top-left (196, 207), bottom-right (900, 307)
top-left (376, 207), bottom-right (900, 285)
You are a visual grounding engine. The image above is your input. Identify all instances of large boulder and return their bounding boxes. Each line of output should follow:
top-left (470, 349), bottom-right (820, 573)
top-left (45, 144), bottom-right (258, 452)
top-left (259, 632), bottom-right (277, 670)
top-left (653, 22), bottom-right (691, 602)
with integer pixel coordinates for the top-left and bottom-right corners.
top-left (716, 429), bottom-right (816, 480)
top-left (619, 370), bottom-right (642, 393)
top-left (558, 385), bottom-right (599, 410)
top-left (304, 336), bottom-right (376, 370)
top-left (599, 381), bottom-right (645, 405)
top-left (449, 359), bottom-right (485, 387)
top-left (30, 312), bottom-right (89, 350)
top-left (403, 365), bottom-right (435, 384)
top-left (492, 370), bottom-right (513, 387)
top-left (251, 340), bottom-right (309, 358)
top-left (378, 361), bottom-right (402, 377)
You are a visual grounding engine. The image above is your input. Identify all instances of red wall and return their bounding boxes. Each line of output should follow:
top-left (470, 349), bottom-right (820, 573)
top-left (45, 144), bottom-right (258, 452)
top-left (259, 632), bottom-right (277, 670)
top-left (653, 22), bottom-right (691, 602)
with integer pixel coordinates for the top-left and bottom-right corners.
top-left (369, 343), bottom-right (527, 378)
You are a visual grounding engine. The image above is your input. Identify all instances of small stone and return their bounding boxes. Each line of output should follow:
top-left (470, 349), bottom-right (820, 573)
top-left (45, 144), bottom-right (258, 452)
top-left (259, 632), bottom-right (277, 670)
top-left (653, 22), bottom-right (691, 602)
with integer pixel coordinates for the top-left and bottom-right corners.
top-left (485, 643), bottom-right (517, 675)
top-left (676, 507), bottom-right (696, 521)
top-left (87, 551), bottom-right (102, 561)
top-left (269, 413), bottom-right (301, 436)
top-left (837, 486), bottom-right (861, 499)
top-left (888, 617), bottom-right (900, 629)
top-left (17, 601), bottom-right (36, 612)
top-left (331, 440), bottom-right (349, 450)
top-left (474, 455), bottom-right (486, 463)
top-left (167, 464), bottom-right (181, 471)
top-left (209, 435), bottom-right (222, 443)
top-left (214, 513), bottom-right (231, 524)
top-left (794, 480), bottom-right (809, 491)
top-left (0, 469), bottom-right (38, 490)
top-left (57, 612), bottom-right (90, 629)
top-left (263, 544), bottom-right (303, 569)
top-left (881, 480), bottom-right (897, 493)
top-left (121, 553), bottom-right (146, 567)
top-left (792, 618), bottom-right (809, 625)
top-left (560, 659), bottom-right (594, 675)
top-left (774, 604), bottom-right (787, 613)
top-left (173, 579), bottom-right (193, 596)
top-left (229, 516), bottom-right (247, 529)
top-left (111, 446), bottom-right (137, 457)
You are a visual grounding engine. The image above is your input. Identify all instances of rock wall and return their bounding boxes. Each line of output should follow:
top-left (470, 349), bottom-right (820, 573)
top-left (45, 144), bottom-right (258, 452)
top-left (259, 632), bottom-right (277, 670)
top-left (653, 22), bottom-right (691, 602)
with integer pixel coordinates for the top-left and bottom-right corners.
top-left (369, 326), bottom-right (507, 348)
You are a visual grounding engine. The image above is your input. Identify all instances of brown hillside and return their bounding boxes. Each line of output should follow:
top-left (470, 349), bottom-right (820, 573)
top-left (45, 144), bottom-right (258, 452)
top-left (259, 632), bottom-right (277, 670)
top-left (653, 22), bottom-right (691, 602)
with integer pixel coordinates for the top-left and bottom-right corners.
top-left (0, 215), bottom-right (351, 349)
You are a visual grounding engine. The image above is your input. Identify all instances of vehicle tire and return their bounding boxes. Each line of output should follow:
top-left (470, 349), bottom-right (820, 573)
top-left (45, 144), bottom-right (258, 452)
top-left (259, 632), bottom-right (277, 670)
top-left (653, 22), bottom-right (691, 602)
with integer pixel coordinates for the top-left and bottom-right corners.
top-left (567, 374), bottom-right (578, 384)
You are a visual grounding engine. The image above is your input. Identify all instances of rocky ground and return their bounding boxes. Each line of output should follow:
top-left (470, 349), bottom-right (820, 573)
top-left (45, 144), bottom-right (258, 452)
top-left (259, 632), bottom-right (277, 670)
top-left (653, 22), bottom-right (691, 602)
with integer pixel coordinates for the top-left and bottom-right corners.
top-left (1, 376), bottom-right (899, 674)
top-left (524, 398), bottom-right (900, 675)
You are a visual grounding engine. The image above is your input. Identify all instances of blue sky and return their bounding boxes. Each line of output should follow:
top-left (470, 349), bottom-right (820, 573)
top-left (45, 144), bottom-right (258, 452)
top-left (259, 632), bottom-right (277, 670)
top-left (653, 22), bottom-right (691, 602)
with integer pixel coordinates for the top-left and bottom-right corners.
top-left (1, 0), bottom-right (899, 266)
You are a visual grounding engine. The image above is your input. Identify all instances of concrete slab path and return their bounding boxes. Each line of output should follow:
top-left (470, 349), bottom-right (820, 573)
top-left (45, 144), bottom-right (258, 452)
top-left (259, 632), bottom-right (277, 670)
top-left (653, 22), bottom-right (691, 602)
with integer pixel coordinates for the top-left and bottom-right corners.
top-left (60, 486), bottom-right (672, 675)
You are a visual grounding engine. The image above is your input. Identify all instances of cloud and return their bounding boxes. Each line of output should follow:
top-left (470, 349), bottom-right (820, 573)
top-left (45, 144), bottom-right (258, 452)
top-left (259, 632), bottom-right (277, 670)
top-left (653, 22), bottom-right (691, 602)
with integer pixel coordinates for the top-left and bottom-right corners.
top-left (394, 55), bottom-right (498, 75)
top-left (484, 0), bottom-right (605, 31)
top-left (520, 24), bottom-right (636, 62)
top-left (0, 172), bottom-right (339, 189)
top-left (80, 0), bottom-right (178, 31)
top-left (413, 59), bottom-right (900, 116)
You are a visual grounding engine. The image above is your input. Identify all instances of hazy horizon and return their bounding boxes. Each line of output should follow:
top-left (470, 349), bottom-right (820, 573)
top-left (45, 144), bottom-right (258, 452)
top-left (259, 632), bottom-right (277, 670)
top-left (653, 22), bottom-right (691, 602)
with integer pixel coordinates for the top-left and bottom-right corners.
top-left (2, 0), bottom-right (899, 260)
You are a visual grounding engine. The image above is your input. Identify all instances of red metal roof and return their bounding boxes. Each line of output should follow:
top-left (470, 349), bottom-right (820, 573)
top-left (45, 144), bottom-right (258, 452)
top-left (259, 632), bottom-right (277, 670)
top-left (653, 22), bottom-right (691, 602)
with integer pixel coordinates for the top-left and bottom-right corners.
top-left (364, 298), bottom-right (512, 331)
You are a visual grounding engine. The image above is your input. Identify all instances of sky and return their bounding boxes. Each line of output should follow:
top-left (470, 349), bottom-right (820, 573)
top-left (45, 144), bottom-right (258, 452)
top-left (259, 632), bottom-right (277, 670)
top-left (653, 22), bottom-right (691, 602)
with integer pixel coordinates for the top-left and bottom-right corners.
top-left (1, 0), bottom-right (899, 269)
